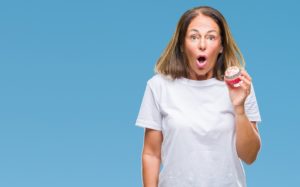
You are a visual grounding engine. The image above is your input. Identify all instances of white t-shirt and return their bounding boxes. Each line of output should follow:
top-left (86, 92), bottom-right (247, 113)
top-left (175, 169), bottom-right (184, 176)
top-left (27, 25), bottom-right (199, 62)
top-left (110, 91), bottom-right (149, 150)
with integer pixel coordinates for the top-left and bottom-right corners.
top-left (136, 74), bottom-right (261, 187)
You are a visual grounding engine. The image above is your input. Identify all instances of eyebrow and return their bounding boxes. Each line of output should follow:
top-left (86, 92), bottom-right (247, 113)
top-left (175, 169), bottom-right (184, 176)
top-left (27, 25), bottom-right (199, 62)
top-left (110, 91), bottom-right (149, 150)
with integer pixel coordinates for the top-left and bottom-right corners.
top-left (189, 29), bottom-right (218, 34)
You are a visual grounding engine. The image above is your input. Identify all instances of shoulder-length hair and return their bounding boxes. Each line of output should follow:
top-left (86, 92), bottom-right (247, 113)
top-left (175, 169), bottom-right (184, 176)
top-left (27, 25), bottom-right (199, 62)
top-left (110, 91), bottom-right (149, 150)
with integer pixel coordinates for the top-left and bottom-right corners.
top-left (155, 6), bottom-right (245, 80)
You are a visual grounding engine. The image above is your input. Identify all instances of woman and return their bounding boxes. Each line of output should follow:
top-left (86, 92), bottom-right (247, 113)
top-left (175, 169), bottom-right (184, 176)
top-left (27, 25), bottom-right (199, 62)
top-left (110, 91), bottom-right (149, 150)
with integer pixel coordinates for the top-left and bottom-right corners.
top-left (136, 6), bottom-right (261, 187)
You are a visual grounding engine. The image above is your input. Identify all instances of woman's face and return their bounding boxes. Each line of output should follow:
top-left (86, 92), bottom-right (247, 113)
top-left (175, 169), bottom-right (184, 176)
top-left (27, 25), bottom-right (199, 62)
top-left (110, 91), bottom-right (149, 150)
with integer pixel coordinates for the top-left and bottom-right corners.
top-left (183, 13), bottom-right (223, 80)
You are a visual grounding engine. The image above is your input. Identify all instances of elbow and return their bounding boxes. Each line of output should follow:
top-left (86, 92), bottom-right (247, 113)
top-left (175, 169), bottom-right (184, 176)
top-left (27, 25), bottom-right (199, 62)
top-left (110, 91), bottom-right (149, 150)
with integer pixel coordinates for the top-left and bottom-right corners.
top-left (243, 148), bottom-right (261, 165)
top-left (243, 155), bottom-right (257, 165)
top-left (142, 150), bottom-right (162, 163)
top-left (239, 142), bottom-right (261, 165)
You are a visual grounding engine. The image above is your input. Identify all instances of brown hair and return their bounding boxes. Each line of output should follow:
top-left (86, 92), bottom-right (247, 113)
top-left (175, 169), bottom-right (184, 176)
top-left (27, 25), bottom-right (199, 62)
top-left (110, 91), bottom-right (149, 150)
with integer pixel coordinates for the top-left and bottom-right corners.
top-left (155, 6), bottom-right (245, 80)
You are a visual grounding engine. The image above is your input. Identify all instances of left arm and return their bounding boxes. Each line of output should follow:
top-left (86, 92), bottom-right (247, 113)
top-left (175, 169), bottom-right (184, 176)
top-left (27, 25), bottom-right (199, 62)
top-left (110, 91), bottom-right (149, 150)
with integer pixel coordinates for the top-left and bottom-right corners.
top-left (226, 70), bottom-right (261, 164)
top-left (234, 106), bottom-right (261, 164)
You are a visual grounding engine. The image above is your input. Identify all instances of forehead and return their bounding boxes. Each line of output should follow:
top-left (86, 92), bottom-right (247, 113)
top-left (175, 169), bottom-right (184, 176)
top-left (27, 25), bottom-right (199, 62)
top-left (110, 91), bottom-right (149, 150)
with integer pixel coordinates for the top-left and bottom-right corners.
top-left (187, 13), bottom-right (220, 33)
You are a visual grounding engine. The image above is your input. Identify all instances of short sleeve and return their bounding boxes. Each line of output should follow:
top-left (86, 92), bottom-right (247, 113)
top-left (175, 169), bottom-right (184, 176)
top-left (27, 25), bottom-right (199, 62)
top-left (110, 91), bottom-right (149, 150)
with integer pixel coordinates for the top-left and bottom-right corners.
top-left (245, 83), bottom-right (262, 123)
top-left (136, 82), bottom-right (162, 131)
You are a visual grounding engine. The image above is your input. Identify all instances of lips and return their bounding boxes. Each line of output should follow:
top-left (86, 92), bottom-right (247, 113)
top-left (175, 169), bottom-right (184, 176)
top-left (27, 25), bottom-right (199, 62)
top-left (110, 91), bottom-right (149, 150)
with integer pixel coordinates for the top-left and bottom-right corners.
top-left (196, 55), bottom-right (207, 68)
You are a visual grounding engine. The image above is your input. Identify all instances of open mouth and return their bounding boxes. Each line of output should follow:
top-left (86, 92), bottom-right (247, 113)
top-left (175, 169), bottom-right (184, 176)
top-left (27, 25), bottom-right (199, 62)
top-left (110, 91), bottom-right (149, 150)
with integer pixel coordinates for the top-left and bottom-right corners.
top-left (197, 56), bottom-right (207, 63)
top-left (196, 56), bottom-right (207, 68)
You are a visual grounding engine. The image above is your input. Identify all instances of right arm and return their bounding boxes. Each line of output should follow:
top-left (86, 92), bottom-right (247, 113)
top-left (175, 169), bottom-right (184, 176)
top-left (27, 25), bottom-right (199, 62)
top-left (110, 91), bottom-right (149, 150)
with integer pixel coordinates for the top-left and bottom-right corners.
top-left (142, 128), bottom-right (163, 187)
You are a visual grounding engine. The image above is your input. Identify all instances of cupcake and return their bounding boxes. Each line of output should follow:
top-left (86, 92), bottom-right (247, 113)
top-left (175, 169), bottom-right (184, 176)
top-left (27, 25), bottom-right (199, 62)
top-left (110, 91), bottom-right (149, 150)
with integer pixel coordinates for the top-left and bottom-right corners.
top-left (224, 66), bottom-right (242, 87)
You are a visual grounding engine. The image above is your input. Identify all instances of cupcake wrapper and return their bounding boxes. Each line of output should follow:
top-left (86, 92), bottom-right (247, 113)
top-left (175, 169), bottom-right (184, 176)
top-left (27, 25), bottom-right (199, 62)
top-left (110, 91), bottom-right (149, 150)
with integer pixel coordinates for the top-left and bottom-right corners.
top-left (226, 77), bottom-right (241, 85)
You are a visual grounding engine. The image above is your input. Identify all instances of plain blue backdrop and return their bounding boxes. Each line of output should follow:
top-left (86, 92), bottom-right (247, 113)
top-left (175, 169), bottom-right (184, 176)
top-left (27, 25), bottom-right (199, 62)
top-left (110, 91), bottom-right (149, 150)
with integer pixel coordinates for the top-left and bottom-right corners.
top-left (0, 0), bottom-right (299, 186)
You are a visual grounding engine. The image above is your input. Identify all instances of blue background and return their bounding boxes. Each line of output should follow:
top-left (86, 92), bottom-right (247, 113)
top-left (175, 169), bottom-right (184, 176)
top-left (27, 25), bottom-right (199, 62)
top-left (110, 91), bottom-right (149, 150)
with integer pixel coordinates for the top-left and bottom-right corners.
top-left (0, 0), bottom-right (299, 186)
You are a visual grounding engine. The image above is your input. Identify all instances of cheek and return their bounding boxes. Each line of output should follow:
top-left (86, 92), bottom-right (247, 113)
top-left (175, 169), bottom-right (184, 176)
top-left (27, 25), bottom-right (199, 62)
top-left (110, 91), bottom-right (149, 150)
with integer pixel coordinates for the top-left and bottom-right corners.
top-left (208, 45), bottom-right (222, 57)
top-left (184, 46), bottom-right (196, 59)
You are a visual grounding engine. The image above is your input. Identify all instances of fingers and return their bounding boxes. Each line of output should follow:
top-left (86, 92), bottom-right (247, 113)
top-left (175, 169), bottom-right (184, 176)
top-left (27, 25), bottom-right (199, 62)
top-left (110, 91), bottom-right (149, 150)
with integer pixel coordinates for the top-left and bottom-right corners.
top-left (240, 76), bottom-right (251, 86)
top-left (239, 70), bottom-right (252, 95)
top-left (241, 69), bottom-right (252, 82)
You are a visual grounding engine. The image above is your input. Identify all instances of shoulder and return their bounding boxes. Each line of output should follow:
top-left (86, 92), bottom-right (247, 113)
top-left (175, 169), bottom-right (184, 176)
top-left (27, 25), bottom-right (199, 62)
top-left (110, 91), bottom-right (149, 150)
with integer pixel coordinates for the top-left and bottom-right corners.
top-left (147, 73), bottom-right (173, 88)
top-left (145, 74), bottom-right (174, 100)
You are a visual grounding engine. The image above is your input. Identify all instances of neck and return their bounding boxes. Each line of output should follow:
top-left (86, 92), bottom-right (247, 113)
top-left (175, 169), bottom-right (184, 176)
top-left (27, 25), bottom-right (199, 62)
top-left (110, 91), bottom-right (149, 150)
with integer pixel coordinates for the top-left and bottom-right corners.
top-left (188, 71), bottom-right (213, 80)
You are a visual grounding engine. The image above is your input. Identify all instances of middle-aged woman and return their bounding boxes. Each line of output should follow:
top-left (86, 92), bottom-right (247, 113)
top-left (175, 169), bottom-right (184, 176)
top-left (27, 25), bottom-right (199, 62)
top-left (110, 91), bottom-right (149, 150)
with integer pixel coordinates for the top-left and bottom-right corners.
top-left (136, 6), bottom-right (261, 187)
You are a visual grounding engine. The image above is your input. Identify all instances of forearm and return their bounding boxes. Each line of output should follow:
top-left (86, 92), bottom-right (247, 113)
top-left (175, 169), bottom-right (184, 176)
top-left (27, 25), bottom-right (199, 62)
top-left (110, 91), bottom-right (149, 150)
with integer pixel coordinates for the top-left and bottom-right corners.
top-left (142, 153), bottom-right (161, 187)
top-left (235, 106), bottom-right (261, 164)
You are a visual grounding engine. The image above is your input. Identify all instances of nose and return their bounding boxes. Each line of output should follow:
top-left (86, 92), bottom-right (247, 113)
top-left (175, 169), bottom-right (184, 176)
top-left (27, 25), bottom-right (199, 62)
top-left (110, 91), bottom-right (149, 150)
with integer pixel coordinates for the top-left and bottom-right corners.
top-left (199, 39), bottom-right (206, 51)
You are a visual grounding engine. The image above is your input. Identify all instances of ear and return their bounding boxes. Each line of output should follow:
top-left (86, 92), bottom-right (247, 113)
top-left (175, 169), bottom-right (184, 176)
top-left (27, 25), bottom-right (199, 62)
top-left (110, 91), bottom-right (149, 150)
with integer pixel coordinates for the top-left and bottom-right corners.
top-left (219, 46), bottom-right (223, 54)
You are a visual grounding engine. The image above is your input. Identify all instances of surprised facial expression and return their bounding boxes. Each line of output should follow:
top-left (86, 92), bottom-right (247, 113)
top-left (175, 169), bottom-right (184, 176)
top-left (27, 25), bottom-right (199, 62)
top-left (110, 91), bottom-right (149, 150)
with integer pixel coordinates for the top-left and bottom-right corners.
top-left (183, 13), bottom-right (223, 80)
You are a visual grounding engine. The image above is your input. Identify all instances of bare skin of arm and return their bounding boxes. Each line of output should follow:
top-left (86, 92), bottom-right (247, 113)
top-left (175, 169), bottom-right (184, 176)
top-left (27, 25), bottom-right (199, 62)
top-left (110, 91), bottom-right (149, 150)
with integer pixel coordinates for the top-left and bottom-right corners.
top-left (141, 128), bottom-right (163, 187)
top-left (227, 70), bottom-right (261, 164)
top-left (235, 110), bottom-right (261, 164)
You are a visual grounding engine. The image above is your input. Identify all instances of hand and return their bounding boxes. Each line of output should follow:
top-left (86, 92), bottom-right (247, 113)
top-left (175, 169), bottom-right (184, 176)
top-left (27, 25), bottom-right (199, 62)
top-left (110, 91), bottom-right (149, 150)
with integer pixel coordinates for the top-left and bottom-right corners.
top-left (226, 69), bottom-right (252, 109)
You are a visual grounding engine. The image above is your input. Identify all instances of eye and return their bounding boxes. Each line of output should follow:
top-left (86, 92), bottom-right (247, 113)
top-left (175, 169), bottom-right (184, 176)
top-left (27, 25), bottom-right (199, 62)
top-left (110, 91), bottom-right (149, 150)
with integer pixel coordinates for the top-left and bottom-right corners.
top-left (190, 34), bottom-right (199, 40)
top-left (207, 35), bottom-right (216, 40)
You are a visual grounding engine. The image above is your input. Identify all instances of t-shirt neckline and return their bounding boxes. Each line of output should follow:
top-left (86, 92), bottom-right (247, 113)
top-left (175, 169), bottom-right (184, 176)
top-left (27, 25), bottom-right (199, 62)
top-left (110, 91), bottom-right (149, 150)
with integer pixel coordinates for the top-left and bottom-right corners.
top-left (177, 77), bottom-right (221, 87)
